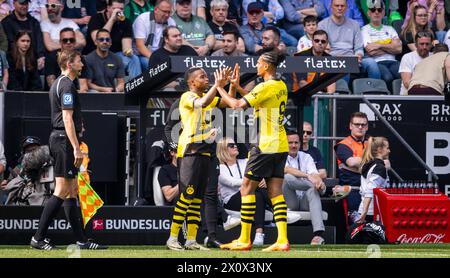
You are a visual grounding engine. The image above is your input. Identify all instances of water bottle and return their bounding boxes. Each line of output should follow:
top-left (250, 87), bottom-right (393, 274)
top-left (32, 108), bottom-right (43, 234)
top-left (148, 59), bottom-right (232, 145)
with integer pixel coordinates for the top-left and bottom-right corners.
top-left (434, 182), bottom-right (440, 194)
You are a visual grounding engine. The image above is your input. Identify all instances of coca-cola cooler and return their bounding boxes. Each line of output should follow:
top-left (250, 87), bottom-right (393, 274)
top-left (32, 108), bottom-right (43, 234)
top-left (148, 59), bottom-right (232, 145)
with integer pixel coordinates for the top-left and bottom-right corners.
top-left (373, 188), bottom-right (450, 243)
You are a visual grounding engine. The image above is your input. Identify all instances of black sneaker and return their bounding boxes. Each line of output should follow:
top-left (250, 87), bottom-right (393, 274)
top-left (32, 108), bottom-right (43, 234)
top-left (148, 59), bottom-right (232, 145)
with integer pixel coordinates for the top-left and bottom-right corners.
top-left (76, 240), bottom-right (108, 250)
top-left (30, 237), bottom-right (58, 250)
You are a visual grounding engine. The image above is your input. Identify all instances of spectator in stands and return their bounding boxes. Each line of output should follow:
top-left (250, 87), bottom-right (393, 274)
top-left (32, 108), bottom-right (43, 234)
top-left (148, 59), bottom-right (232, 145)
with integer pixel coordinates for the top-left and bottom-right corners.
top-left (297, 15), bottom-right (317, 52)
top-left (302, 122), bottom-right (327, 179)
top-left (173, 0), bottom-right (207, 19)
top-left (399, 31), bottom-right (432, 94)
top-left (321, 0), bottom-right (365, 27)
top-left (7, 30), bottom-right (42, 91)
top-left (293, 30), bottom-right (335, 93)
top-left (217, 137), bottom-right (268, 247)
top-left (211, 30), bottom-right (246, 56)
top-left (61, 0), bottom-right (92, 36)
top-left (45, 28), bottom-right (89, 92)
top-left (172, 0), bottom-right (215, 56)
top-left (408, 45), bottom-right (450, 95)
top-left (125, 0), bottom-right (153, 24)
top-left (147, 26), bottom-right (197, 86)
top-left (241, 0), bottom-right (298, 46)
top-left (40, 0), bottom-right (86, 52)
top-left (86, 29), bottom-right (125, 92)
top-left (208, 0), bottom-right (245, 53)
top-left (261, 25), bottom-right (286, 53)
top-left (282, 130), bottom-right (326, 245)
top-left (134, 0), bottom-right (176, 71)
top-left (402, 0), bottom-right (445, 43)
top-left (87, 0), bottom-right (141, 78)
top-left (241, 0), bottom-right (284, 26)
top-left (0, 49), bottom-right (9, 90)
top-left (355, 136), bottom-right (390, 224)
top-left (157, 142), bottom-right (179, 205)
top-left (0, 0), bottom-right (13, 21)
top-left (2, 0), bottom-right (46, 71)
top-left (401, 4), bottom-right (439, 53)
top-left (361, 0), bottom-right (401, 89)
top-left (334, 112), bottom-right (368, 222)
top-left (318, 0), bottom-right (379, 82)
top-left (28, 0), bottom-right (48, 22)
top-left (279, 0), bottom-right (325, 40)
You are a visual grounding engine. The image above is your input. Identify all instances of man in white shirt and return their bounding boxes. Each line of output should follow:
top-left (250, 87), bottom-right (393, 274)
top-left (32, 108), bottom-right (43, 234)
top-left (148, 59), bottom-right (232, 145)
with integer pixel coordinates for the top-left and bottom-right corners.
top-left (399, 31), bottom-right (433, 95)
top-left (40, 0), bottom-right (85, 52)
top-left (282, 130), bottom-right (326, 245)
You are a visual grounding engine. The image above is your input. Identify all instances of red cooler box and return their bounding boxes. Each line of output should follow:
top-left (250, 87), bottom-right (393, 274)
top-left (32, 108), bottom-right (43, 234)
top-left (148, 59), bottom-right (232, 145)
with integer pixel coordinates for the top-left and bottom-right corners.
top-left (373, 188), bottom-right (450, 243)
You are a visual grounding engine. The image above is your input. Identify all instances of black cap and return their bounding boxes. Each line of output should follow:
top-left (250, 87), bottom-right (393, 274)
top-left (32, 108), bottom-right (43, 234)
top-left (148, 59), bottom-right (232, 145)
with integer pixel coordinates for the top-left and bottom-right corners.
top-left (247, 1), bottom-right (264, 13)
top-left (16, 0), bottom-right (30, 4)
top-left (22, 136), bottom-right (41, 151)
top-left (176, 0), bottom-right (191, 4)
top-left (168, 142), bottom-right (178, 152)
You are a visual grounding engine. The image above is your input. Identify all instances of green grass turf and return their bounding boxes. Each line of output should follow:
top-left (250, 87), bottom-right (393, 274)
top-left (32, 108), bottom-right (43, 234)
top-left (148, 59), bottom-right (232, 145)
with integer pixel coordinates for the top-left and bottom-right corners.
top-left (1, 244), bottom-right (450, 258)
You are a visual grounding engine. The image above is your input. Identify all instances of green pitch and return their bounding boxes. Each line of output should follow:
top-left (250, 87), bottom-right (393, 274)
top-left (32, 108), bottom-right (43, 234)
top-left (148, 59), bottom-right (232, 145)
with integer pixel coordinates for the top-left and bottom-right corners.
top-left (1, 244), bottom-right (450, 258)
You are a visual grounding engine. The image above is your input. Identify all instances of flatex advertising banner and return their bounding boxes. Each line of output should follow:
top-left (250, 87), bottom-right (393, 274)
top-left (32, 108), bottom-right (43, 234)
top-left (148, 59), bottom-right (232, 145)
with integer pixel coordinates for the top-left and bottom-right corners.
top-left (336, 97), bottom-right (450, 195)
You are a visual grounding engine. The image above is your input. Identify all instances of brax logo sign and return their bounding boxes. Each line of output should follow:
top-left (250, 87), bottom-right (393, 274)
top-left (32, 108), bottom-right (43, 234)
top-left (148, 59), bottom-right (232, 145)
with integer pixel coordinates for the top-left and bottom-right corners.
top-left (359, 103), bottom-right (403, 122)
top-left (430, 104), bottom-right (449, 122)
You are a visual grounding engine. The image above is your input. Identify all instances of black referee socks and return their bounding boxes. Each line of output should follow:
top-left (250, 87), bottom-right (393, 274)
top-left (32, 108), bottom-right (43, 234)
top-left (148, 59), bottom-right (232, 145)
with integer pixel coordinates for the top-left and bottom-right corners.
top-left (34, 195), bottom-right (64, 241)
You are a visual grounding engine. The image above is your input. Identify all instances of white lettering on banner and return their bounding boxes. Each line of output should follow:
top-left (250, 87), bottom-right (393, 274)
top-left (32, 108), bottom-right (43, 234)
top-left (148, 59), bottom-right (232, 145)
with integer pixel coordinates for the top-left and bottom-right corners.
top-left (304, 57), bottom-right (346, 69)
top-left (426, 132), bottom-right (450, 175)
top-left (397, 233), bottom-right (445, 244)
top-left (430, 104), bottom-right (450, 122)
top-left (148, 62), bottom-right (168, 78)
top-left (359, 103), bottom-right (402, 122)
top-left (445, 185), bottom-right (450, 196)
top-left (104, 219), bottom-right (171, 230)
top-left (125, 76), bottom-right (144, 92)
top-left (183, 57), bottom-right (226, 69)
top-left (0, 219), bottom-right (71, 230)
top-left (149, 109), bottom-right (166, 126)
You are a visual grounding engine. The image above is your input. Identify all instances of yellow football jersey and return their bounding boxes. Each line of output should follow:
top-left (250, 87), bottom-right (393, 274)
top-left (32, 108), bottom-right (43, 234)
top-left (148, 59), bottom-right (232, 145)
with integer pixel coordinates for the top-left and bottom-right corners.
top-left (243, 79), bottom-right (288, 153)
top-left (177, 91), bottom-right (220, 157)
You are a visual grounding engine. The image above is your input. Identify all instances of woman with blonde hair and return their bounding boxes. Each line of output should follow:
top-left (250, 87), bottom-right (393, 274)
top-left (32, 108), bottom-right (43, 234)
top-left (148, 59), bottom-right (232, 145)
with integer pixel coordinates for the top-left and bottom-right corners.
top-left (355, 136), bottom-right (390, 224)
top-left (217, 137), bottom-right (269, 246)
top-left (401, 4), bottom-right (438, 53)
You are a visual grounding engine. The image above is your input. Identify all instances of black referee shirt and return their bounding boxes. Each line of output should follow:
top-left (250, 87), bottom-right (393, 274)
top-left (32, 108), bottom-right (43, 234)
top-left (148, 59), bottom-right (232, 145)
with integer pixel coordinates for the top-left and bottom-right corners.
top-left (49, 75), bottom-right (82, 132)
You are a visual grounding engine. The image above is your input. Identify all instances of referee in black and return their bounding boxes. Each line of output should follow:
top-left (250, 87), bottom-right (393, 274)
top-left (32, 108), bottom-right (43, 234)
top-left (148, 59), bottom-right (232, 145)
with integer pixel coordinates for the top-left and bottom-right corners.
top-left (31, 50), bottom-right (107, 250)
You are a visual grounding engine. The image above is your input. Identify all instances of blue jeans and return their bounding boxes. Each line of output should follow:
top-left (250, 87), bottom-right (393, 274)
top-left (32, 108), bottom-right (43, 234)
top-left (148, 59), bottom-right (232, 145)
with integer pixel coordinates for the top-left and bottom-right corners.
top-left (114, 52), bottom-right (142, 79)
top-left (139, 55), bottom-right (149, 71)
top-left (361, 57), bottom-right (381, 79)
top-left (436, 30), bottom-right (447, 43)
top-left (279, 28), bottom-right (298, 47)
top-left (378, 60), bottom-right (400, 85)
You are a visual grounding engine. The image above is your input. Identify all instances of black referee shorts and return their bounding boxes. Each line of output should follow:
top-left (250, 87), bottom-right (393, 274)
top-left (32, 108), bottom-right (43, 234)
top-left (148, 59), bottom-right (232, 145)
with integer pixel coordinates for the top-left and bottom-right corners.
top-left (244, 146), bottom-right (288, 181)
top-left (49, 130), bottom-right (78, 179)
top-left (178, 155), bottom-right (210, 200)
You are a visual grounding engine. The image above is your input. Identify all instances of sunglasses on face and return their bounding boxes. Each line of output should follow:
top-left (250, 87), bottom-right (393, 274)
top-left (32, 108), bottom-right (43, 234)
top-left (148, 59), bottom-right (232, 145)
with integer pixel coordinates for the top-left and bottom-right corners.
top-left (97, 37), bottom-right (111, 42)
top-left (416, 13), bottom-right (428, 17)
top-left (369, 8), bottom-right (383, 13)
top-left (313, 39), bottom-right (327, 44)
top-left (227, 143), bottom-right (237, 148)
top-left (45, 3), bottom-right (62, 9)
top-left (352, 122), bottom-right (368, 128)
top-left (61, 38), bottom-right (75, 44)
top-left (303, 130), bottom-right (312, 135)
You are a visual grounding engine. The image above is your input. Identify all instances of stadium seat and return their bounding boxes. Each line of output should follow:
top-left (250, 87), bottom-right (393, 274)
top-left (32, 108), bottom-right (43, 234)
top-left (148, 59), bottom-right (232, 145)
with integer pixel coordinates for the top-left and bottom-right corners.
top-left (392, 78), bottom-right (402, 95)
top-left (352, 78), bottom-right (391, 95)
top-left (40, 75), bottom-right (45, 90)
top-left (335, 79), bottom-right (352, 94)
top-left (152, 166), bottom-right (165, 206)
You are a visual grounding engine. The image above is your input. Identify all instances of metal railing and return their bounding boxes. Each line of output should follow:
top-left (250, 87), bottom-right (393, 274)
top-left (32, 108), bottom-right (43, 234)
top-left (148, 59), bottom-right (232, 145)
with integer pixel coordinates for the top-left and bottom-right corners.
top-left (311, 93), bottom-right (444, 181)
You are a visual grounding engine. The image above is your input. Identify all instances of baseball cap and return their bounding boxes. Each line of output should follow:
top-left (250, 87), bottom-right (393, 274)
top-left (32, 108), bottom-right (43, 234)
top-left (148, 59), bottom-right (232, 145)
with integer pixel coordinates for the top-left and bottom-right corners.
top-left (247, 1), bottom-right (264, 13)
top-left (367, 0), bottom-right (385, 9)
top-left (15, 0), bottom-right (30, 4)
top-left (168, 142), bottom-right (178, 152)
top-left (22, 136), bottom-right (41, 151)
top-left (176, 0), bottom-right (191, 4)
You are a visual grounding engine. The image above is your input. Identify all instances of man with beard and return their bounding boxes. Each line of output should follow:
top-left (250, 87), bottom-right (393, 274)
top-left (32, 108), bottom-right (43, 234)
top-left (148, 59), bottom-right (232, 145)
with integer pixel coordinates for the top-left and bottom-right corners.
top-left (40, 0), bottom-right (86, 52)
top-left (85, 29), bottom-right (125, 92)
